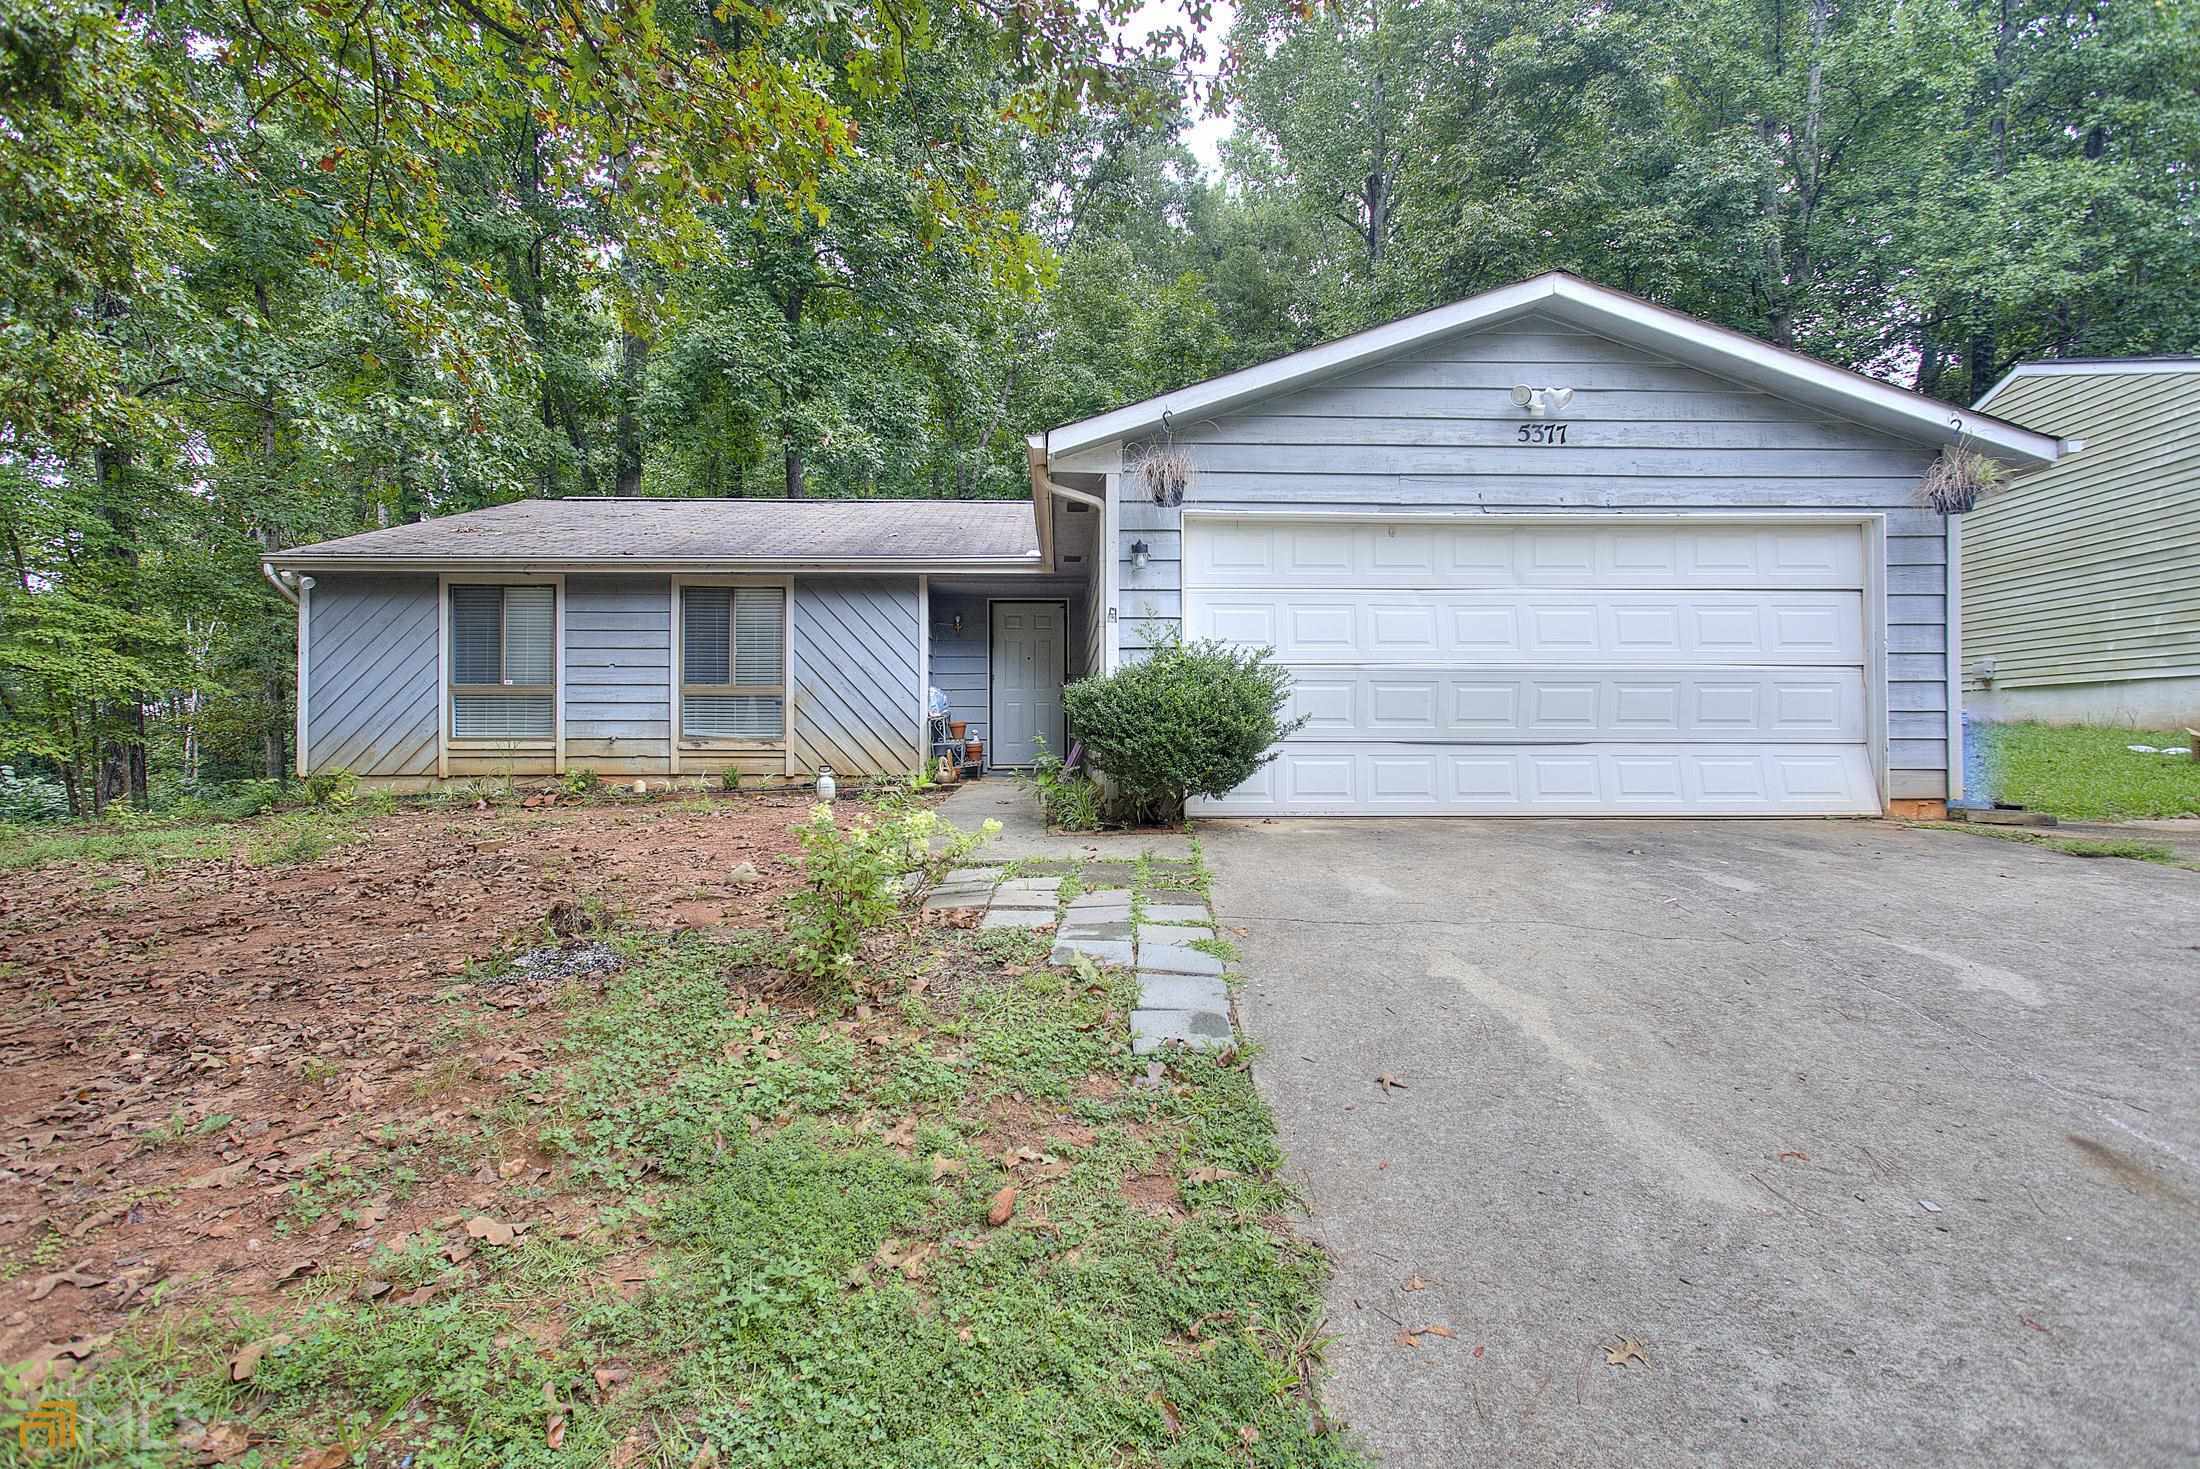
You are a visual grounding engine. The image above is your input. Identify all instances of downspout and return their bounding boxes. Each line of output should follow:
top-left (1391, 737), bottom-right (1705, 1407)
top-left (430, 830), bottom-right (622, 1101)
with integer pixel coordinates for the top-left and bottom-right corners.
top-left (1025, 436), bottom-right (1108, 569)
top-left (262, 563), bottom-right (312, 777)
top-left (1044, 479), bottom-right (1105, 512)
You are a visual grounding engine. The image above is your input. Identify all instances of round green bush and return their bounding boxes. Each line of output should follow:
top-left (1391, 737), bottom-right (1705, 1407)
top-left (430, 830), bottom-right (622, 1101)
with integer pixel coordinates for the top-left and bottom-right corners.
top-left (1062, 638), bottom-right (1306, 824)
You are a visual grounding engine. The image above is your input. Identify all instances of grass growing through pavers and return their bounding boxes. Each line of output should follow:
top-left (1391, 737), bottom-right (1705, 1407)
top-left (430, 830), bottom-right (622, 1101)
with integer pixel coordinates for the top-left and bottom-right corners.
top-left (14, 911), bottom-right (1360, 1467)
top-left (1973, 721), bottom-right (2200, 821)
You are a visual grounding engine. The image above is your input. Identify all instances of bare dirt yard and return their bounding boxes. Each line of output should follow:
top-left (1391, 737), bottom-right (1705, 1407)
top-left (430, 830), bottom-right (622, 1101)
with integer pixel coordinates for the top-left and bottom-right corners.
top-left (0, 793), bottom-right (816, 1367)
top-left (0, 792), bottom-right (1350, 1469)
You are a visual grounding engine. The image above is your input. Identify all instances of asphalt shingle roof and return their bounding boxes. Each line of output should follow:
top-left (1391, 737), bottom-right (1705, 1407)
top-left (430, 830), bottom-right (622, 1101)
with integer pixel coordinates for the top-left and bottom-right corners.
top-left (268, 497), bottom-right (1042, 567)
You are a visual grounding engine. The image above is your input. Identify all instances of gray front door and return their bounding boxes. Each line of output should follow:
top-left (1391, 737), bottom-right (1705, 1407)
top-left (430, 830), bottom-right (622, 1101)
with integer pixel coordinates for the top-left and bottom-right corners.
top-left (989, 601), bottom-right (1067, 767)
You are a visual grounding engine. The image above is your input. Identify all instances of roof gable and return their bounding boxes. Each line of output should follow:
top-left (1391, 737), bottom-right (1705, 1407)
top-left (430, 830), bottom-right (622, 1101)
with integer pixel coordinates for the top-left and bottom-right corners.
top-left (1976, 357), bottom-right (2200, 422)
top-left (1040, 273), bottom-right (2069, 470)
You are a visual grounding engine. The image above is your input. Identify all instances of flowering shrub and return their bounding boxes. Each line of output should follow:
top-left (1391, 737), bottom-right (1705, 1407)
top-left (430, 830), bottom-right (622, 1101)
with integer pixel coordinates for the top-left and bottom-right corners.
top-left (783, 804), bottom-right (996, 994)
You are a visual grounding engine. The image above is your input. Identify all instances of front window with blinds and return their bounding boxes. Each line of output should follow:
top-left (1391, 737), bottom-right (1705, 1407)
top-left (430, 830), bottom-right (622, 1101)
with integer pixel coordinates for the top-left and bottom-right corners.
top-left (449, 584), bottom-right (555, 739)
top-left (682, 585), bottom-right (784, 739)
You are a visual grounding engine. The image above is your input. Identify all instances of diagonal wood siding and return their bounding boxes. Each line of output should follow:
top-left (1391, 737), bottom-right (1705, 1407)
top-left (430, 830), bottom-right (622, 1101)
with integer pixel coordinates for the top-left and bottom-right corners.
top-left (792, 577), bottom-right (922, 776)
top-left (305, 573), bottom-right (440, 777)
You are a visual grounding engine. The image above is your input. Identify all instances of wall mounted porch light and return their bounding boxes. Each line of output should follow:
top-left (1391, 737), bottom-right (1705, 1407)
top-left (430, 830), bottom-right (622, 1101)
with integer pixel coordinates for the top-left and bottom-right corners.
top-left (1130, 539), bottom-right (1151, 570)
top-left (1510, 384), bottom-right (1575, 417)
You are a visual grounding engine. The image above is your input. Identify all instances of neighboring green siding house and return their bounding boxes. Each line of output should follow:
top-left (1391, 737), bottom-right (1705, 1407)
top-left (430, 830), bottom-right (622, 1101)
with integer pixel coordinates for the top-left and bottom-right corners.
top-left (1966, 359), bottom-right (2200, 727)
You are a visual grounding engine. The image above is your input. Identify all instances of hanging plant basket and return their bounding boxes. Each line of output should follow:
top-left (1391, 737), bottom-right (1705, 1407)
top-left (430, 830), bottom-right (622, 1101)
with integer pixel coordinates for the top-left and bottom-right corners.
top-left (1915, 444), bottom-right (2009, 516)
top-left (1131, 445), bottom-right (1194, 508)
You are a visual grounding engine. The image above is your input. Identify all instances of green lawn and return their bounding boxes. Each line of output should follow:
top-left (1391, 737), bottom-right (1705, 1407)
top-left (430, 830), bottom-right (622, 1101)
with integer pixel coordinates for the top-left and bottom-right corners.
top-left (7, 855), bottom-right (1362, 1469)
top-left (0, 800), bottom-right (389, 874)
top-left (1974, 721), bottom-right (2200, 822)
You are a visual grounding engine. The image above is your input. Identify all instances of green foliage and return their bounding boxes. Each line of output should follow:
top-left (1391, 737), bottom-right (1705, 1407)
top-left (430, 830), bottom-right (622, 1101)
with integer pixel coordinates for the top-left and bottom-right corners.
top-left (859, 770), bottom-right (936, 815)
top-left (1975, 722), bottom-right (2200, 821)
top-left (0, 801), bottom-right (371, 874)
top-left (562, 767), bottom-right (604, 797)
top-left (720, 766), bottom-right (743, 792)
top-left (1022, 738), bottom-right (1101, 831)
top-left (0, 765), bottom-right (68, 823)
top-left (1227, 0), bottom-right (2200, 395)
top-left (1064, 639), bottom-right (1309, 824)
top-left (302, 766), bottom-right (356, 808)
top-left (783, 804), bottom-right (996, 993)
top-left (5, 0), bottom-right (2195, 832)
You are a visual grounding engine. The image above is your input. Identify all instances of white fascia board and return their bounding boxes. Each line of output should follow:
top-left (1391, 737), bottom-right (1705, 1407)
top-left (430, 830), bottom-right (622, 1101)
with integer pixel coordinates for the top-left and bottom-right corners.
top-left (1976, 357), bottom-right (2200, 411)
top-left (1044, 276), bottom-right (1561, 460)
top-left (266, 555), bottom-right (1046, 574)
top-left (1530, 281), bottom-right (2066, 469)
top-left (1043, 271), bottom-right (2070, 471)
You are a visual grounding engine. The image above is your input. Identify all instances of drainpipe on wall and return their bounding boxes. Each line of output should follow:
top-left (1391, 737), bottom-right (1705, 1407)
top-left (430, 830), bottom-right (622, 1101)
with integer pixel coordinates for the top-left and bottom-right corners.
top-left (261, 563), bottom-right (312, 778)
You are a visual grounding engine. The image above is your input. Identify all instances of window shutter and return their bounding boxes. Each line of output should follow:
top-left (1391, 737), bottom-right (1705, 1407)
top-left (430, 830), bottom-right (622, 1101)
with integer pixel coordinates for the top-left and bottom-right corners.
top-left (733, 587), bottom-right (783, 683)
top-left (683, 588), bottom-right (731, 684)
top-left (450, 586), bottom-right (502, 684)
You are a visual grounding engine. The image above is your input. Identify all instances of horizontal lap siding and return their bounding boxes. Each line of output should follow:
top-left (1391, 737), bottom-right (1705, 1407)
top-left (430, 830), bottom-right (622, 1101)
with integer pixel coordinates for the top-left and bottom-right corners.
top-left (793, 577), bottom-right (922, 777)
top-left (1965, 371), bottom-right (2200, 691)
top-left (1119, 314), bottom-right (1950, 796)
top-left (564, 575), bottom-right (671, 768)
top-left (305, 573), bottom-right (439, 777)
top-left (928, 588), bottom-right (989, 746)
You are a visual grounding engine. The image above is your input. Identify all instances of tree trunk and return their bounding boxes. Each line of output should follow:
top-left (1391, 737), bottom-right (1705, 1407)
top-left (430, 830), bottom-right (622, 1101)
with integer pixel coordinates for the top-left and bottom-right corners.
top-left (1917, 321), bottom-right (1945, 398)
top-left (254, 283), bottom-right (293, 782)
top-left (613, 331), bottom-right (647, 495)
top-left (1364, 0), bottom-right (1390, 271)
top-left (779, 285), bottom-right (807, 498)
top-left (94, 439), bottom-right (149, 810)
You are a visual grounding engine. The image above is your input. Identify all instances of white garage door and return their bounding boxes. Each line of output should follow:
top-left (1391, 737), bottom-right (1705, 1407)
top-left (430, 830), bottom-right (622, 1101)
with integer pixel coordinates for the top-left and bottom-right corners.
top-left (1184, 517), bottom-right (1883, 817)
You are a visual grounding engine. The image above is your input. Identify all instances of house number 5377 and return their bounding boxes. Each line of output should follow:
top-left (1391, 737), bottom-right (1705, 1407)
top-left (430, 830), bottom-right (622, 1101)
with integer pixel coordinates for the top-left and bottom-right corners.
top-left (1516, 423), bottom-right (1568, 444)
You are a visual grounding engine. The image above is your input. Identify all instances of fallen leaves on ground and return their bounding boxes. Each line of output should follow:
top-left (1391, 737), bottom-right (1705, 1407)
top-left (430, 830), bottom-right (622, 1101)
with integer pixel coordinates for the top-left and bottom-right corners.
top-left (0, 796), bottom-right (816, 1360)
top-left (26, 1263), bottom-right (105, 1302)
top-left (1606, 1338), bottom-right (1649, 1367)
top-left (228, 1332), bottom-right (291, 1382)
top-left (1375, 1072), bottom-right (1408, 1094)
top-left (181, 1421), bottom-right (252, 1464)
top-left (987, 1186), bottom-right (1018, 1226)
top-left (464, 1216), bottom-right (517, 1247)
top-left (1394, 1324), bottom-right (1455, 1347)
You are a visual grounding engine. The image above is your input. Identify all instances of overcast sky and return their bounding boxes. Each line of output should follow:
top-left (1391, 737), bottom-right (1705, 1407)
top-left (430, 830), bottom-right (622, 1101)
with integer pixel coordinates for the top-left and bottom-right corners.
top-left (1125, 0), bottom-right (1236, 177)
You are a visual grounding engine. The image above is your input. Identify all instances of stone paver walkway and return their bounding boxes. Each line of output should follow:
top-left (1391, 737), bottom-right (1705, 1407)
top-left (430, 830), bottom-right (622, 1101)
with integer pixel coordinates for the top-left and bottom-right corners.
top-left (923, 866), bottom-right (1234, 1055)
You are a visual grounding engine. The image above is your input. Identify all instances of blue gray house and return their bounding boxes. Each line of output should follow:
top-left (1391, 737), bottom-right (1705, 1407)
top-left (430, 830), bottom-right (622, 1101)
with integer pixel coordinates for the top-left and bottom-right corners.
top-left (266, 273), bottom-right (2070, 816)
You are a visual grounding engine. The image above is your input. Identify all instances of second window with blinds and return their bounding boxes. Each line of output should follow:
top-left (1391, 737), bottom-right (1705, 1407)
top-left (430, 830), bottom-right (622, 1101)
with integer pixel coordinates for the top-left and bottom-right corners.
top-left (680, 584), bottom-right (786, 740)
top-left (449, 583), bottom-right (556, 740)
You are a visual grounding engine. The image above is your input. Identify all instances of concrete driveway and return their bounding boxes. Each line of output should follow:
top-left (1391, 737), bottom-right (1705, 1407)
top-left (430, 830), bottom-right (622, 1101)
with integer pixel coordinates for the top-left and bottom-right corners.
top-left (1204, 818), bottom-right (2200, 1468)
